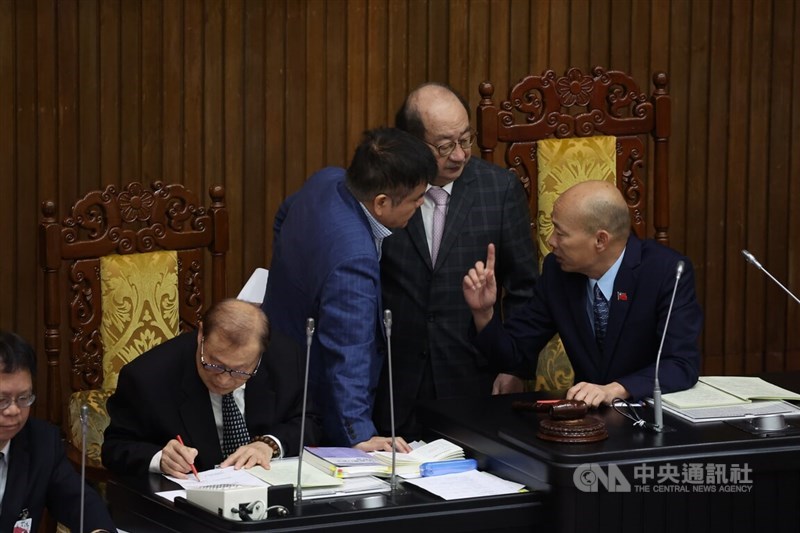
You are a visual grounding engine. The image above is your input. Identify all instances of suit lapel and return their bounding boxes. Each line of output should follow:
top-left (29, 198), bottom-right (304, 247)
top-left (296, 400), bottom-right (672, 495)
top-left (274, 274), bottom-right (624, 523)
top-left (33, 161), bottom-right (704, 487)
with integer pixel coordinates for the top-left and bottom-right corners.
top-left (434, 168), bottom-right (476, 270)
top-left (565, 274), bottom-right (603, 376)
top-left (245, 370), bottom-right (277, 431)
top-left (3, 424), bottom-right (32, 522)
top-left (405, 209), bottom-right (432, 269)
top-left (179, 361), bottom-right (221, 466)
top-left (601, 235), bottom-right (641, 380)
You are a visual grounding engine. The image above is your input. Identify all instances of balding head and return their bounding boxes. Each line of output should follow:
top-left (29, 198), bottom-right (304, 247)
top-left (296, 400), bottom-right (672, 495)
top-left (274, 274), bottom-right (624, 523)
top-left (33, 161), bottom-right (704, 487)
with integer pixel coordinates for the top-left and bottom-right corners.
top-left (396, 83), bottom-right (473, 185)
top-left (548, 180), bottom-right (631, 279)
top-left (203, 298), bottom-right (270, 353)
top-left (557, 180), bottom-right (631, 241)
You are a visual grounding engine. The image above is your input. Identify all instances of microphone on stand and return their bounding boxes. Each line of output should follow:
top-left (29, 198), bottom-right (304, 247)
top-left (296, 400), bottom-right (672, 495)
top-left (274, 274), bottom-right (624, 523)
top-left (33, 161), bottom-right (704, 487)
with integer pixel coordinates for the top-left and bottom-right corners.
top-left (383, 309), bottom-right (398, 493)
top-left (80, 403), bottom-right (88, 533)
top-left (295, 318), bottom-right (315, 503)
top-left (742, 250), bottom-right (800, 305)
top-left (652, 260), bottom-right (685, 433)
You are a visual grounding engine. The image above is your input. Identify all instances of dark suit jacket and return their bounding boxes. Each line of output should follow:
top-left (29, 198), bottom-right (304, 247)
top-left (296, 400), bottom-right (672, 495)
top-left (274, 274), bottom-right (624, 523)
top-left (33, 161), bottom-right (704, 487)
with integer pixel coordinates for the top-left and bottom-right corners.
top-left (377, 157), bottom-right (537, 435)
top-left (102, 329), bottom-right (320, 474)
top-left (262, 167), bottom-right (386, 446)
top-left (1, 418), bottom-right (116, 532)
top-left (474, 235), bottom-right (703, 400)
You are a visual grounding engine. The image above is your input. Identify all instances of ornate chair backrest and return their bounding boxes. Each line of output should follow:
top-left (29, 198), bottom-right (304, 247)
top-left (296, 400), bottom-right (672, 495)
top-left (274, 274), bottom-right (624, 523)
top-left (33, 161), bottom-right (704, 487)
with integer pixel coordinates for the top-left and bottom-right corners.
top-left (477, 67), bottom-right (671, 391)
top-left (39, 181), bottom-right (228, 467)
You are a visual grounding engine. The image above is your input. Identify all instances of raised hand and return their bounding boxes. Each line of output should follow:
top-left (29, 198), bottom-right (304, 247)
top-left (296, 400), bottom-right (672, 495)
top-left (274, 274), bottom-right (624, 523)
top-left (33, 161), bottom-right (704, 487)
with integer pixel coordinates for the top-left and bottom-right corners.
top-left (462, 243), bottom-right (498, 331)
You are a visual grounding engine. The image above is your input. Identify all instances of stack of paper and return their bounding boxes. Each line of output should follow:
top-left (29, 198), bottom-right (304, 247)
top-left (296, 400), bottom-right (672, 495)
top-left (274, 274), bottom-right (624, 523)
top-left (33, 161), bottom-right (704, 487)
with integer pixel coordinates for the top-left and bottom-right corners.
top-left (371, 438), bottom-right (465, 476)
top-left (659, 376), bottom-right (800, 422)
top-left (302, 446), bottom-right (389, 478)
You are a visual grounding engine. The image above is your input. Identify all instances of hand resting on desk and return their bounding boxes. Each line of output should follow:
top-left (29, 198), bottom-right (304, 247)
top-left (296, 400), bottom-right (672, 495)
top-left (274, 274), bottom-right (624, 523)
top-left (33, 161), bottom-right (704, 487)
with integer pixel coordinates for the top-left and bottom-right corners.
top-left (566, 381), bottom-right (629, 408)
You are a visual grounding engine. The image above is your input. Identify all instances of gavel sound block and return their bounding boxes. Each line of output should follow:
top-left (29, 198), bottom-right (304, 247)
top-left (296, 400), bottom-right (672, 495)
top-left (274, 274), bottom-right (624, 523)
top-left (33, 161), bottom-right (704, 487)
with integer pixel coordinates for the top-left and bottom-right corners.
top-left (513, 400), bottom-right (608, 443)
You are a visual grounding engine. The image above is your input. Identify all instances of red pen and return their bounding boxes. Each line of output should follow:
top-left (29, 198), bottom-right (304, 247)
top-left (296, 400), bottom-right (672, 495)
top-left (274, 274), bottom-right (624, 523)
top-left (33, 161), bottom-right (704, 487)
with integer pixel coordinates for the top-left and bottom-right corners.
top-left (176, 434), bottom-right (201, 482)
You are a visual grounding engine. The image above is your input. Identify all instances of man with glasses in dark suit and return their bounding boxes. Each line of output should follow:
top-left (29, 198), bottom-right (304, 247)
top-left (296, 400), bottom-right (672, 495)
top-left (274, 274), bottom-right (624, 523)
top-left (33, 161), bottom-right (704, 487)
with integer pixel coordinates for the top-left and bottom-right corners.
top-left (103, 298), bottom-right (320, 477)
top-left (0, 331), bottom-right (116, 532)
top-left (376, 83), bottom-right (538, 440)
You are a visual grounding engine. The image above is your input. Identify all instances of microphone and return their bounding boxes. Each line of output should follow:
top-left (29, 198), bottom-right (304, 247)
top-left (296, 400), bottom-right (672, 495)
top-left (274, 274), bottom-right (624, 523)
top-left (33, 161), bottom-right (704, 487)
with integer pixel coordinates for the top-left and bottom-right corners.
top-left (383, 309), bottom-right (398, 492)
top-left (652, 260), bottom-right (685, 433)
top-left (295, 318), bottom-right (315, 502)
top-left (80, 404), bottom-right (88, 533)
top-left (742, 250), bottom-right (800, 305)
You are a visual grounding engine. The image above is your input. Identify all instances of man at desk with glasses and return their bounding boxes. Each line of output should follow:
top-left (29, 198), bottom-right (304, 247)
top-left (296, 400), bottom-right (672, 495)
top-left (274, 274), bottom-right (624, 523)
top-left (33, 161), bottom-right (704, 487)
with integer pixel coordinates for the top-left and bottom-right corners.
top-left (102, 299), bottom-right (320, 478)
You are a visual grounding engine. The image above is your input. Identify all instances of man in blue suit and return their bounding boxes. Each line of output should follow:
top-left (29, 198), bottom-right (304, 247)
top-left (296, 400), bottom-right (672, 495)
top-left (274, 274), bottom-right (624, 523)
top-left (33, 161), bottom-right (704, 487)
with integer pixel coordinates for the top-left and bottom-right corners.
top-left (263, 128), bottom-right (437, 450)
top-left (463, 180), bottom-right (702, 406)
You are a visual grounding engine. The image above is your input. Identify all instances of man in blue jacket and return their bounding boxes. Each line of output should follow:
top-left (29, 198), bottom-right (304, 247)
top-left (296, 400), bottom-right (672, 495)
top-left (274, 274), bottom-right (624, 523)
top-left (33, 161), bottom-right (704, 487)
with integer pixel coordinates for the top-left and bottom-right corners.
top-left (463, 180), bottom-right (702, 406)
top-left (263, 127), bottom-right (437, 450)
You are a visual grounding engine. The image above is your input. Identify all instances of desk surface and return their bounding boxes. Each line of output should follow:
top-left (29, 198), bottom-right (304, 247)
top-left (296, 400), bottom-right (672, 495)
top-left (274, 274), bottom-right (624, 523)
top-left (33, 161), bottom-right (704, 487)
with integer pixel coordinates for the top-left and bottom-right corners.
top-left (418, 373), bottom-right (800, 533)
top-left (108, 472), bottom-right (541, 532)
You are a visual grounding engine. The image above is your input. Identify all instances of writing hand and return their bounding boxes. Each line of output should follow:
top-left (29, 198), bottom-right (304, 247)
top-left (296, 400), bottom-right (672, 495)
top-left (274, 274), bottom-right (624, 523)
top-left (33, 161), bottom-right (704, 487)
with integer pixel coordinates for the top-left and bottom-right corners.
top-left (161, 438), bottom-right (199, 478)
top-left (462, 243), bottom-right (498, 331)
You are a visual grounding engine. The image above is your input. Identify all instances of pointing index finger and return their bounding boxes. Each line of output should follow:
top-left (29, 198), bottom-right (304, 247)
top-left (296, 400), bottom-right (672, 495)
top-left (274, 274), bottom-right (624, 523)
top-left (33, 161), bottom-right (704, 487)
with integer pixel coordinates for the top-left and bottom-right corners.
top-left (486, 243), bottom-right (496, 271)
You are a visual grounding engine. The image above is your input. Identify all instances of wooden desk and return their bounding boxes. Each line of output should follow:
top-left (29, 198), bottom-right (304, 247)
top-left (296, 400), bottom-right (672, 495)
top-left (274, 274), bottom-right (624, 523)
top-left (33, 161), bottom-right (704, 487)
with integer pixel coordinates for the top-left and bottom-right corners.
top-left (107, 472), bottom-right (541, 532)
top-left (418, 378), bottom-right (800, 533)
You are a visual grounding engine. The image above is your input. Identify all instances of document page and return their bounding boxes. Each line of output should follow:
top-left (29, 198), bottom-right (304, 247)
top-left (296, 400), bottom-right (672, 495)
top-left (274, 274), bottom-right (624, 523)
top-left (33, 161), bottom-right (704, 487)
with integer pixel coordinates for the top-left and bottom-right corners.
top-left (405, 469), bottom-right (526, 501)
top-left (699, 376), bottom-right (800, 402)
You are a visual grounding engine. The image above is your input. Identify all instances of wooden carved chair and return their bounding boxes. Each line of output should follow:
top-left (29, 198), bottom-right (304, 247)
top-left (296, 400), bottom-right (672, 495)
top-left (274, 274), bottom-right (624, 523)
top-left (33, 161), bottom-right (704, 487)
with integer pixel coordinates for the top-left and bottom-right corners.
top-left (39, 181), bottom-right (228, 479)
top-left (477, 66), bottom-right (670, 391)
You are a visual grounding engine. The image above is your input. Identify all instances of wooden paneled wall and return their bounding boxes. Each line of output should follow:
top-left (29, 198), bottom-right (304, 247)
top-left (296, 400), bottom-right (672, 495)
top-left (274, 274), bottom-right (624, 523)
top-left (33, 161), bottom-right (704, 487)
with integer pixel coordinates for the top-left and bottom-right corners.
top-left (1, 0), bottom-right (798, 416)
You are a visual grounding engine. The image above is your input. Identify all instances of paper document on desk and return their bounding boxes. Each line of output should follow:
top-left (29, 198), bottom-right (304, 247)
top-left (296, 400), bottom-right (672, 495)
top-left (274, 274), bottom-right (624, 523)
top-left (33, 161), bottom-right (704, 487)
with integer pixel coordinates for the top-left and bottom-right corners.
top-left (405, 469), bottom-right (526, 500)
top-left (247, 457), bottom-right (344, 488)
top-left (163, 465), bottom-right (266, 490)
top-left (158, 465), bottom-right (267, 502)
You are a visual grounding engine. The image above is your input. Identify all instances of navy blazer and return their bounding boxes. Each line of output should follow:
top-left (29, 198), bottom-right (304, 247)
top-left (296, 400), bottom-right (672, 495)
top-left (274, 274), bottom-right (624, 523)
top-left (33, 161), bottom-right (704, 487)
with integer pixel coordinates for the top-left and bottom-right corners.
top-left (263, 168), bottom-right (385, 446)
top-left (474, 235), bottom-right (703, 399)
top-left (377, 157), bottom-right (537, 435)
top-left (1, 419), bottom-right (116, 532)
top-left (102, 329), bottom-right (320, 474)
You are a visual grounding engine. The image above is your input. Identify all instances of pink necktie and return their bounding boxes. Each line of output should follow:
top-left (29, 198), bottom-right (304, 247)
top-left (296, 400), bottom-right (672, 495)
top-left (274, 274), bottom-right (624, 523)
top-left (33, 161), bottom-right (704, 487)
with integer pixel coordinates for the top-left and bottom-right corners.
top-left (427, 187), bottom-right (449, 265)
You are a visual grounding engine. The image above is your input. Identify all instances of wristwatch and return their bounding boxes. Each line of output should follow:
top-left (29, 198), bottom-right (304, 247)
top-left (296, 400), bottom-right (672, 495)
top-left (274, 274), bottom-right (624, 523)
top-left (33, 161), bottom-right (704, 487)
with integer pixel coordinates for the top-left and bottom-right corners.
top-left (251, 435), bottom-right (280, 458)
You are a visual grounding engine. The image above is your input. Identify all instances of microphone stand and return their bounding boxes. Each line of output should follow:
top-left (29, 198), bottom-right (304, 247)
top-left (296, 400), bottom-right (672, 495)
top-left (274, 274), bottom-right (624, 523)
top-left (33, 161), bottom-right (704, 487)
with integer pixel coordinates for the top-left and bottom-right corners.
top-left (383, 310), bottom-right (398, 493)
top-left (652, 260), bottom-right (684, 433)
top-left (296, 318), bottom-right (315, 503)
top-left (742, 249), bottom-right (800, 305)
top-left (80, 404), bottom-right (88, 533)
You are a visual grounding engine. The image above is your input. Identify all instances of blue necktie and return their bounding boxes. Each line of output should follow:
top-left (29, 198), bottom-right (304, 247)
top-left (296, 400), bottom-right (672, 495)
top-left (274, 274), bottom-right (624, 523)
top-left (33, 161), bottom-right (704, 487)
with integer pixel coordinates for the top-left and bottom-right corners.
top-left (593, 284), bottom-right (609, 351)
top-left (222, 392), bottom-right (250, 457)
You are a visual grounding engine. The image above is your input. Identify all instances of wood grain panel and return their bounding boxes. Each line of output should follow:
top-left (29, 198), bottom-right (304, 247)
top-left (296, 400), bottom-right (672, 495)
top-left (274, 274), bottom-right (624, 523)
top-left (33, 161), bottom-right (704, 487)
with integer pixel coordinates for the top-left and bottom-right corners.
top-left (224, 0), bottom-right (245, 288)
top-left (788, 1), bottom-right (800, 370)
top-left (2, 0), bottom-right (799, 418)
top-left (744, 1), bottom-right (773, 375)
top-left (723, 0), bottom-right (753, 376)
top-left (16, 0), bottom-right (39, 345)
top-left (0, 1), bottom-right (15, 329)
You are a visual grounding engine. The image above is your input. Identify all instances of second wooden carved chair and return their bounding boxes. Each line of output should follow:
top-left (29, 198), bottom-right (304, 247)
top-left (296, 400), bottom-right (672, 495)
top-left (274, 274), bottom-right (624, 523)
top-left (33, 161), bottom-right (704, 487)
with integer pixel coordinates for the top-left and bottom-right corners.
top-left (477, 66), bottom-right (671, 391)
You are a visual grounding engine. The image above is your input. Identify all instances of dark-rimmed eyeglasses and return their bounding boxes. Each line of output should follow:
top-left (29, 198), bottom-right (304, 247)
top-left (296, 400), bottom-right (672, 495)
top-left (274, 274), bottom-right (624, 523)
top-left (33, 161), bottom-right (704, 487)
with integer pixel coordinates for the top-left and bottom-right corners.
top-left (0, 394), bottom-right (36, 410)
top-left (200, 337), bottom-right (261, 380)
top-left (425, 131), bottom-right (476, 158)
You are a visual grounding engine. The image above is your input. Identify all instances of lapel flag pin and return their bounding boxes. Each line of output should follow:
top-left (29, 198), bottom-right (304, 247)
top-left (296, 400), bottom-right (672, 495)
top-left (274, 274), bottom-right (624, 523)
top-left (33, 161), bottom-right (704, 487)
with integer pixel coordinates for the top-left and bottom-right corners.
top-left (617, 292), bottom-right (628, 301)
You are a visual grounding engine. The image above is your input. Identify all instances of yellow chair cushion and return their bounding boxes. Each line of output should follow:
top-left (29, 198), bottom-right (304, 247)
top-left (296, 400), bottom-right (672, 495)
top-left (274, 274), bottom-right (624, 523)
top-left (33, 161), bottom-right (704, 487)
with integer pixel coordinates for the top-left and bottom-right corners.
top-left (534, 135), bottom-right (616, 391)
top-left (68, 389), bottom-right (114, 466)
top-left (99, 250), bottom-right (180, 390)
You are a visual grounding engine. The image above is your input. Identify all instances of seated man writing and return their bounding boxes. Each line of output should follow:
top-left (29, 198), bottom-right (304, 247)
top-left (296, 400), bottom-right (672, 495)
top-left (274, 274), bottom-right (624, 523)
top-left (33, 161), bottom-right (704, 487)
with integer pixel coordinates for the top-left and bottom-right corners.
top-left (463, 180), bottom-right (703, 407)
top-left (103, 299), bottom-right (320, 477)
